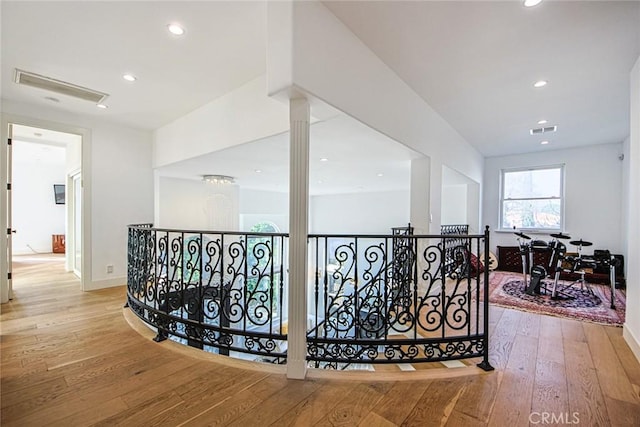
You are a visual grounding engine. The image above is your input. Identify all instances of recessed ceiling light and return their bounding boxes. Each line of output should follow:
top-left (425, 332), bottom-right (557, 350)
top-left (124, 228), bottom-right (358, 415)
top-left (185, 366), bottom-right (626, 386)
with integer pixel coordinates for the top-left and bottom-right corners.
top-left (320, 158), bottom-right (328, 162)
top-left (533, 80), bottom-right (547, 88)
top-left (254, 169), bottom-right (262, 173)
top-left (537, 119), bottom-right (548, 125)
top-left (540, 140), bottom-right (549, 145)
top-left (96, 104), bottom-right (108, 109)
top-left (123, 74), bottom-right (137, 82)
top-left (524, 0), bottom-right (542, 7)
top-left (377, 173), bottom-right (384, 177)
top-left (318, 180), bottom-right (324, 184)
top-left (167, 23), bottom-right (185, 36)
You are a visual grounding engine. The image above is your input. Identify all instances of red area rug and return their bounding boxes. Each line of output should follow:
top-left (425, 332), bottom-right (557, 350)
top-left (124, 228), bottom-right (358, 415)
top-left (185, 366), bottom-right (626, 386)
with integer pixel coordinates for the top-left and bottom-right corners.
top-left (487, 271), bottom-right (626, 326)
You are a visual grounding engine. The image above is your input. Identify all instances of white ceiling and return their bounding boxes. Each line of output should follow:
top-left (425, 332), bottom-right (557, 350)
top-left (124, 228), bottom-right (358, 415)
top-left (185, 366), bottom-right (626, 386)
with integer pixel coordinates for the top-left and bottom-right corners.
top-left (11, 124), bottom-right (81, 148)
top-left (2, 0), bottom-right (639, 190)
top-left (324, 0), bottom-right (640, 157)
top-left (1, 1), bottom-right (266, 130)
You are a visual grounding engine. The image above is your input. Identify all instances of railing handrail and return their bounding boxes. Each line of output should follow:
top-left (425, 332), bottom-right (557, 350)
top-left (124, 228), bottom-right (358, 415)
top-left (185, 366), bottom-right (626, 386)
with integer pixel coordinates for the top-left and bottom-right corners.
top-left (128, 223), bottom-right (288, 237)
top-left (128, 224), bottom-right (484, 241)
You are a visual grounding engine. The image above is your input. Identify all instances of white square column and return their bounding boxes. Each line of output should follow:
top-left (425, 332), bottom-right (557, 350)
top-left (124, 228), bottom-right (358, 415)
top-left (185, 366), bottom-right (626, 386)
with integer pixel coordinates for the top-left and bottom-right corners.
top-left (287, 98), bottom-right (310, 379)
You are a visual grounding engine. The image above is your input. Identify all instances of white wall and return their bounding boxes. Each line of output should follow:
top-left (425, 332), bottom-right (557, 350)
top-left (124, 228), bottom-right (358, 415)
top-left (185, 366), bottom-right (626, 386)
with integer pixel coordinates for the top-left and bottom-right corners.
top-left (66, 137), bottom-right (81, 174)
top-left (157, 181), bottom-right (408, 235)
top-left (410, 157), bottom-right (430, 234)
top-left (156, 179), bottom-right (290, 233)
top-left (441, 166), bottom-right (481, 234)
top-left (239, 188), bottom-right (288, 232)
top-left (311, 190), bottom-right (410, 234)
top-left (11, 142), bottom-right (66, 254)
top-left (441, 185), bottom-right (467, 226)
top-left (484, 143), bottom-right (624, 256)
top-left (267, 0), bottom-right (484, 237)
top-left (623, 55), bottom-right (640, 361)
top-left (86, 123), bottom-right (154, 286)
top-left (153, 76), bottom-right (289, 169)
top-left (1, 100), bottom-right (154, 294)
top-left (156, 176), bottom-right (240, 231)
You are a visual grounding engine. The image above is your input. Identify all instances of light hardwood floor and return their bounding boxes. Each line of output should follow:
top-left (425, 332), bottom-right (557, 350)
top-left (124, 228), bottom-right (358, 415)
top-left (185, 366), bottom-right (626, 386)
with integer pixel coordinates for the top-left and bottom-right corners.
top-left (2, 255), bottom-right (640, 426)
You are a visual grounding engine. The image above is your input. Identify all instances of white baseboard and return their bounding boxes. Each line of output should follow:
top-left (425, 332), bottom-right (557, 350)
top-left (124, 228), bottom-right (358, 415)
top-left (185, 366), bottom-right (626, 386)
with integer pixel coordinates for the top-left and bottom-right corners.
top-left (87, 276), bottom-right (126, 291)
top-left (623, 324), bottom-right (640, 363)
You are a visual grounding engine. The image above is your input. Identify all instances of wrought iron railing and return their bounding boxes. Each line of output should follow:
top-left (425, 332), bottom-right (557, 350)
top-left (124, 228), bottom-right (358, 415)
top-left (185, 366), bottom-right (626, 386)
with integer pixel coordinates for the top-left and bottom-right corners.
top-left (307, 228), bottom-right (492, 371)
top-left (126, 224), bottom-right (288, 363)
top-left (127, 224), bottom-right (493, 372)
top-left (441, 224), bottom-right (470, 276)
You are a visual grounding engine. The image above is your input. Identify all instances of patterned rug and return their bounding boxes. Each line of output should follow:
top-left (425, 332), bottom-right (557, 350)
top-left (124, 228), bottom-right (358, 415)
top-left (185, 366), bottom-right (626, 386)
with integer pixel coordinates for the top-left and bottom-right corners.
top-left (487, 271), bottom-right (626, 326)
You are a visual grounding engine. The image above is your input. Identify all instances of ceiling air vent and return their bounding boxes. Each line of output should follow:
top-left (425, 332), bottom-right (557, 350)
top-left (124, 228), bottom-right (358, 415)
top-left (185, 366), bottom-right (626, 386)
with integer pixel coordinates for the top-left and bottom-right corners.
top-left (14, 69), bottom-right (108, 103)
top-left (530, 125), bottom-right (557, 135)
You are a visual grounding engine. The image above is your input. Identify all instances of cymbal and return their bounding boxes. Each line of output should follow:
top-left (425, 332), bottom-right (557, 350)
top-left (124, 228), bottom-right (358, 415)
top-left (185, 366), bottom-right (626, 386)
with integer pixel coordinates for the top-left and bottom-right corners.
top-left (514, 232), bottom-right (531, 240)
top-left (550, 232), bottom-right (571, 240)
top-left (570, 239), bottom-right (593, 247)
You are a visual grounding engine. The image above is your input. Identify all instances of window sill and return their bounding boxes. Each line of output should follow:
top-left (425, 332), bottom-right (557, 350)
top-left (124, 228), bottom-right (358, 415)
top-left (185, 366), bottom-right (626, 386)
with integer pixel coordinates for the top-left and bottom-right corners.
top-left (495, 229), bottom-right (563, 235)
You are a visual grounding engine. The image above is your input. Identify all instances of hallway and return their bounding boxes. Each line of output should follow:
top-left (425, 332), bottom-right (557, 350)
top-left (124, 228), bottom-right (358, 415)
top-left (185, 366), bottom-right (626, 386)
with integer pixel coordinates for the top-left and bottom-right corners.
top-left (1, 257), bottom-right (640, 426)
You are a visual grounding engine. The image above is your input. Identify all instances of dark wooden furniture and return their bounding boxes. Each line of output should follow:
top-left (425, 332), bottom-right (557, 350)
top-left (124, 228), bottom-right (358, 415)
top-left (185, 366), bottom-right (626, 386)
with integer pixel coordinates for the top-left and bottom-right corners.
top-left (52, 234), bottom-right (65, 254)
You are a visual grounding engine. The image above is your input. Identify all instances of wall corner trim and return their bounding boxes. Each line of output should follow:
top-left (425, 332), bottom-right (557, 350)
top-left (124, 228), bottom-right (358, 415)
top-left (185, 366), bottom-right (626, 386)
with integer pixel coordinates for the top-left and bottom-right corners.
top-left (623, 324), bottom-right (640, 363)
top-left (88, 277), bottom-right (126, 291)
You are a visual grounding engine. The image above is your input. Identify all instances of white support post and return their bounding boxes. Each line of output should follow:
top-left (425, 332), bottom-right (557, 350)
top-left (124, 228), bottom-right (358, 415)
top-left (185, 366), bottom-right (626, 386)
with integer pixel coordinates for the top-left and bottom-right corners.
top-left (287, 98), bottom-right (310, 379)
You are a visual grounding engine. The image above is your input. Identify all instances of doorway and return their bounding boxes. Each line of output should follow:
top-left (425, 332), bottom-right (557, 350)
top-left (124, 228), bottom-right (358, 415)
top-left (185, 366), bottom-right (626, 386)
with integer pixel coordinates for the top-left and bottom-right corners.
top-left (2, 120), bottom-right (86, 301)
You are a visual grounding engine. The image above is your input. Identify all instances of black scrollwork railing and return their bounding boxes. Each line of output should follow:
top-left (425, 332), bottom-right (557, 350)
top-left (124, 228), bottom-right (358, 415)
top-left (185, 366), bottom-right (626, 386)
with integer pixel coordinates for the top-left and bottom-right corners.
top-left (307, 227), bottom-right (492, 371)
top-left (127, 225), bottom-right (287, 363)
top-left (127, 224), bottom-right (493, 372)
top-left (441, 224), bottom-right (470, 276)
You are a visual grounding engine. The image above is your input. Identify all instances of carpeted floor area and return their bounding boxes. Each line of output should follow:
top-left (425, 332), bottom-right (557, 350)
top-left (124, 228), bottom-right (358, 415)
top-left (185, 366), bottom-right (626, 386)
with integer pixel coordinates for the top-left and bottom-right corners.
top-left (487, 271), bottom-right (626, 326)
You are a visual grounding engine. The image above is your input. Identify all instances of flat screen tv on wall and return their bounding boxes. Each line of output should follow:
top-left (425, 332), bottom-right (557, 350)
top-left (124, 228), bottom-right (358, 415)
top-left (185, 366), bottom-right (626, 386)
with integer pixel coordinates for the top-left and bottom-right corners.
top-left (53, 184), bottom-right (65, 205)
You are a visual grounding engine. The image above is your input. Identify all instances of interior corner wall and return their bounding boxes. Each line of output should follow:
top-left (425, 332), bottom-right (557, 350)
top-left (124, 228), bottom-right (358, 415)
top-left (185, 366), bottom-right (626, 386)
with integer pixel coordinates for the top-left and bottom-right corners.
top-left (484, 143), bottom-right (624, 256)
top-left (623, 55), bottom-right (640, 361)
top-left (1, 100), bottom-right (154, 291)
top-left (153, 75), bottom-right (290, 169)
top-left (267, 0), bottom-right (484, 229)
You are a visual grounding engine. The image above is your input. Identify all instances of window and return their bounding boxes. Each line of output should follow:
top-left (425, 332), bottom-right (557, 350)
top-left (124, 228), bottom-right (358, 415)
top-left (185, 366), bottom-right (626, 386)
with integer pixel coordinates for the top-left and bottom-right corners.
top-left (500, 165), bottom-right (564, 231)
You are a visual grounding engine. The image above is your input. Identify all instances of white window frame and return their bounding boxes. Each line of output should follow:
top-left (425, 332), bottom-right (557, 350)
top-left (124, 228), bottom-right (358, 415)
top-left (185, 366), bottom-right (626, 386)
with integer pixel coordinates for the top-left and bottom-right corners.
top-left (499, 164), bottom-right (565, 232)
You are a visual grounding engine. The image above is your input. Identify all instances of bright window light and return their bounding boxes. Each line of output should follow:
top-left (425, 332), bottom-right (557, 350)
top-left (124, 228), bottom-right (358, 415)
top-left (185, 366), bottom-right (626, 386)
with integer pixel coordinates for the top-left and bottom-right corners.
top-left (499, 165), bottom-right (564, 231)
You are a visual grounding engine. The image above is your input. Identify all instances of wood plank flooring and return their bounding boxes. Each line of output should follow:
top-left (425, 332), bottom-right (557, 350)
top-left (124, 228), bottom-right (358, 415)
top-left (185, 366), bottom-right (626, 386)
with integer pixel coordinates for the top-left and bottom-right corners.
top-left (2, 254), bottom-right (640, 426)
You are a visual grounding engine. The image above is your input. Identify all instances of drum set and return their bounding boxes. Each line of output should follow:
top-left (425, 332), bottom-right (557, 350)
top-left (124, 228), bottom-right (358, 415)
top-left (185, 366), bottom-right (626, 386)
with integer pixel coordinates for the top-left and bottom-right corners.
top-left (514, 231), bottom-right (597, 301)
